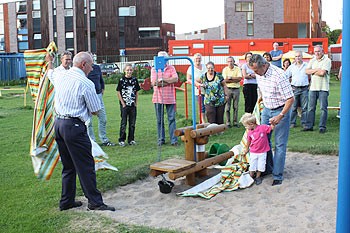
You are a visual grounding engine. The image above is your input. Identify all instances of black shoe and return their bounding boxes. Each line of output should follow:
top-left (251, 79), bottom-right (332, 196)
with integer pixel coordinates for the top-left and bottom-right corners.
top-left (60, 201), bottom-right (83, 211)
top-left (301, 127), bottom-right (313, 132)
top-left (319, 128), bottom-right (326, 134)
top-left (272, 180), bottom-right (282, 186)
top-left (255, 177), bottom-right (263, 185)
top-left (87, 204), bottom-right (115, 211)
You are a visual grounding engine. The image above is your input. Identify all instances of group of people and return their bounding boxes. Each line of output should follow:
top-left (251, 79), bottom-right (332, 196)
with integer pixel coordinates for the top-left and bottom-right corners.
top-left (45, 43), bottom-right (331, 211)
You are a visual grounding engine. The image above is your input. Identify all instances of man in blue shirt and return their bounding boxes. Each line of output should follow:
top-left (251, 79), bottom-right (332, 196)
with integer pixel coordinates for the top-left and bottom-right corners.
top-left (87, 62), bottom-right (115, 146)
top-left (270, 42), bottom-right (283, 68)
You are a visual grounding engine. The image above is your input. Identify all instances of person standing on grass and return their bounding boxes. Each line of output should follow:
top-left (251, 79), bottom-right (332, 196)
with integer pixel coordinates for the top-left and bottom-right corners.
top-left (186, 53), bottom-right (207, 123)
top-left (46, 52), bottom-right (115, 211)
top-left (241, 113), bottom-right (275, 185)
top-left (197, 61), bottom-right (228, 125)
top-left (241, 52), bottom-right (258, 114)
top-left (248, 54), bottom-right (294, 186)
top-left (116, 64), bottom-right (140, 147)
top-left (285, 51), bottom-right (310, 129)
top-left (270, 42), bottom-right (283, 68)
top-left (151, 51), bottom-right (179, 146)
top-left (222, 56), bottom-right (242, 128)
top-left (87, 54), bottom-right (115, 147)
top-left (303, 45), bottom-right (332, 134)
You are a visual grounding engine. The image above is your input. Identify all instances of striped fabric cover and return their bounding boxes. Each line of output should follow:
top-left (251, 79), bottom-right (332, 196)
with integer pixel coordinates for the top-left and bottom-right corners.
top-left (24, 42), bottom-right (59, 180)
top-left (24, 42), bottom-right (118, 180)
top-left (178, 100), bottom-right (264, 199)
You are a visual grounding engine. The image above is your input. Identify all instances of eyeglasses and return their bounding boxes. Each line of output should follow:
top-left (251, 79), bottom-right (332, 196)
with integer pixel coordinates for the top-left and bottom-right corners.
top-left (207, 67), bottom-right (214, 70)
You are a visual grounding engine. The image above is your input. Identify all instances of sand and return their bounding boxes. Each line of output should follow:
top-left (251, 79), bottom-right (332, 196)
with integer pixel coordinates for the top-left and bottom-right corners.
top-left (80, 152), bottom-right (338, 233)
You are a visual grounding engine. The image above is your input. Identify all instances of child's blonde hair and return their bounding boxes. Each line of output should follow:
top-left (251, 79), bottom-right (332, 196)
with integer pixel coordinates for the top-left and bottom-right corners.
top-left (240, 113), bottom-right (257, 127)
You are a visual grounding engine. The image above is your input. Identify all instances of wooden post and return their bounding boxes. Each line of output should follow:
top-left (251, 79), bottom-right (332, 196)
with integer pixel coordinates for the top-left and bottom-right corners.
top-left (184, 127), bottom-right (195, 185)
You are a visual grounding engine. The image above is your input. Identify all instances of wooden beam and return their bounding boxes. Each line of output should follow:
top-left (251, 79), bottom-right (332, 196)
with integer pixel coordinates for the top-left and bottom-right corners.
top-left (168, 151), bottom-right (234, 180)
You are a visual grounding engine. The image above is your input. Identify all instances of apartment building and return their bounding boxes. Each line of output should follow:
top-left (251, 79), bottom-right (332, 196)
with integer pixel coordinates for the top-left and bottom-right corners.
top-left (225, 0), bottom-right (325, 39)
top-left (0, 0), bottom-right (175, 58)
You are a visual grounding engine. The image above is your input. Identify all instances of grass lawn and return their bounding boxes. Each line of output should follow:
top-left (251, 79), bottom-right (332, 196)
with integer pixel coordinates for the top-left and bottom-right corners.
top-left (0, 76), bottom-right (340, 232)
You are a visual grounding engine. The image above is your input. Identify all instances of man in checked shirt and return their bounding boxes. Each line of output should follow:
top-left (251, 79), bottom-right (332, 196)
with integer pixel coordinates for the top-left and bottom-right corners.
top-left (248, 54), bottom-right (294, 186)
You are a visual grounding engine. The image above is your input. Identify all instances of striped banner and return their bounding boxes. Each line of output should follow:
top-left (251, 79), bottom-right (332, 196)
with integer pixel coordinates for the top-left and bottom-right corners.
top-left (24, 42), bottom-right (59, 180)
top-left (25, 42), bottom-right (118, 180)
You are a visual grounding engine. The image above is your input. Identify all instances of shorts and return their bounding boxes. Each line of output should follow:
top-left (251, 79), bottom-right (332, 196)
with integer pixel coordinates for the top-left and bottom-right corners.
top-left (249, 152), bottom-right (267, 172)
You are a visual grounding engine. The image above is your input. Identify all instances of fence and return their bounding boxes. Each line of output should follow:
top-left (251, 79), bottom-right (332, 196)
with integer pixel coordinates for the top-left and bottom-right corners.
top-left (0, 53), bottom-right (27, 84)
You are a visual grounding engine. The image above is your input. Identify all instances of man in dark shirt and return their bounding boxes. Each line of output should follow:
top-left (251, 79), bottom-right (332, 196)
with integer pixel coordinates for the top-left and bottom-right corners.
top-left (87, 63), bottom-right (115, 146)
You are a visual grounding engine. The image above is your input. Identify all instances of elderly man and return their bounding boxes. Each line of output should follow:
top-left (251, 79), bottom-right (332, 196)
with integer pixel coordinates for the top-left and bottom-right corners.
top-left (303, 45), bottom-right (332, 134)
top-left (47, 52), bottom-right (115, 211)
top-left (222, 56), bottom-right (242, 127)
top-left (285, 51), bottom-right (310, 128)
top-left (249, 54), bottom-right (294, 186)
top-left (151, 51), bottom-right (179, 146)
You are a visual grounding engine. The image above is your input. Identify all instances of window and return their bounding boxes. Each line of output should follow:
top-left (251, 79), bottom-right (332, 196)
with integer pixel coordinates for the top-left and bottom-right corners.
top-left (193, 43), bottom-right (204, 49)
top-left (298, 23), bottom-right (307, 38)
top-left (17, 14), bottom-right (28, 34)
top-left (64, 9), bottom-right (73, 16)
top-left (213, 45), bottom-right (229, 54)
top-left (32, 10), bottom-right (40, 18)
top-left (65, 0), bottom-right (73, 9)
top-left (33, 33), bottom-right (41, 49)
top-left (66, 32), bottom-right (74, 50)
top-left (119, 6), bottom-right (136, 16)
top-left (235, 2), bottom-right (254, 36)
top-left (138, 27), bottom-right (160, 38)
top-left (0, 35), bottom-right (4, 51)
top-left (173, 46), bottom-right (189, 55)
top-left (16, 1), bottom-right (26, 13)
top-left (90, 0), bottom-right (95, 10)
top-left (33, 0), bottom-right (40, 10)
top-left (293, 44), bottom-right (309, 53)
top-left (18, 35), bottom-right (28, 51)
top-left (235, 2), bottom-right (253, 12)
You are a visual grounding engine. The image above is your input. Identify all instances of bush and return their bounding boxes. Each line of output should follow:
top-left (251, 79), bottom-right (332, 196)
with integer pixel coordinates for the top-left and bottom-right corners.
top-left (103, 73), bottom-right (123, 85)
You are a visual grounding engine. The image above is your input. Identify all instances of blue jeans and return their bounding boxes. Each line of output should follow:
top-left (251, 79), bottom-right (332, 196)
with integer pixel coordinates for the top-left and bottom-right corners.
top-left (305, 90), bottom-right (329, 130)
top-left (154, 103), bottom-right (178, 144)
top-left (88, 93), bottom-right (109, 143)
top-left (290, 87), bottom-right (309, 126)
top-left (261, 106), bottom-right (291, 181)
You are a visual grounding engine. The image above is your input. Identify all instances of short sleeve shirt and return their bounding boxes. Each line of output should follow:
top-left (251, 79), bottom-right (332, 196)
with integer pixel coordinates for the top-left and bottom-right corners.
top-left (116, 76), bottom-right (141, 106)
top-left (222, 66), bottom-right (242, 88)
top-left (200, 72), bottom-right (225, 107)
top-left (307, 55), bottom-right (332, 91)
top-left (247, 124), bottom-right (272, 153)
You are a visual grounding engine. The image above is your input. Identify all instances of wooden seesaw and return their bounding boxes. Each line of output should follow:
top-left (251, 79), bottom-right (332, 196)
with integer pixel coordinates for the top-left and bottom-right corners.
top-left (150, 123), bottom-right (234, 186)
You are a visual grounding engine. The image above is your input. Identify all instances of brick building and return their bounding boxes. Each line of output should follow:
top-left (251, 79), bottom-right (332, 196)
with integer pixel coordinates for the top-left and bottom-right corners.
top-left (0, 0), bottom-right (175, 58)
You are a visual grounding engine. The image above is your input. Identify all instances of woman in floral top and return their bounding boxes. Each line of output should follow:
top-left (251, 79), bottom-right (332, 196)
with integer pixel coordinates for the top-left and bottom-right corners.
top-left (197, 61), bottom-right (228, 124)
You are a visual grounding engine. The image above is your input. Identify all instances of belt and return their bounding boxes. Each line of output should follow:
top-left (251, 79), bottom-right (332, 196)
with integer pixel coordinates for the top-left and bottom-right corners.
top-left (270, 104), bottom-right (285, 111)
top-left (228, 87), bottom-right (239, 89)
top-left (292, 85), bottom-right (308, 88)
top-left (56, 115), bottom-right (81, 121)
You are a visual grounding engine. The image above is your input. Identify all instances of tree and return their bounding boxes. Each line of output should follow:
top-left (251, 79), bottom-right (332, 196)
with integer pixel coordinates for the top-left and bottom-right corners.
top-left (323, 24), bottom-right (342, 45)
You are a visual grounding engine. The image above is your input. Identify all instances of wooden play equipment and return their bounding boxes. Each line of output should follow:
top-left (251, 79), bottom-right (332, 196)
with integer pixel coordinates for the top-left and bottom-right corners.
top-left (150, 123), bottom-right (234, 186)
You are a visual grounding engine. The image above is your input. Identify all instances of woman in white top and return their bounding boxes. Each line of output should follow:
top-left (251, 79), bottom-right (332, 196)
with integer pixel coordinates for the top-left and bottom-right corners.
top-left (186, 53), bottom-right (207, 123)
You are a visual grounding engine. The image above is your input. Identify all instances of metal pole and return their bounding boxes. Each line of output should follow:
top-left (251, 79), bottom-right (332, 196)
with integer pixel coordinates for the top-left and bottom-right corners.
top-left (154, 56), bottom-right (197, 161)
top-left (336, 0), bottom-right (350, 232)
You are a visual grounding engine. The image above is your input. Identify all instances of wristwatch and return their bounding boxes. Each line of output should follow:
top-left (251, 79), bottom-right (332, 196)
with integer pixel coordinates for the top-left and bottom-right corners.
top-left (279, 113), bottom-right (285, 117)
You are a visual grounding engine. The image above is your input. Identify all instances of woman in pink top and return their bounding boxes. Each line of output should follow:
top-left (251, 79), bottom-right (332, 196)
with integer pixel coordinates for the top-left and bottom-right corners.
top-left (241, 113), bottom-right (275, 185)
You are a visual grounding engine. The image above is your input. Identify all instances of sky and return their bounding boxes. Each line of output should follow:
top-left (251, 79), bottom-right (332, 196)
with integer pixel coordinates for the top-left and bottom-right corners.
top-left (162, 0), bottom-right (343, 34)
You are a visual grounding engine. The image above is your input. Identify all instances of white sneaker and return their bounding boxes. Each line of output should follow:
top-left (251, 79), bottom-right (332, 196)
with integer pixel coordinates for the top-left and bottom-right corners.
top-left (119, 141), bottom-right (125, 147)
top-left (129, 140), bottom-right (136, 145)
